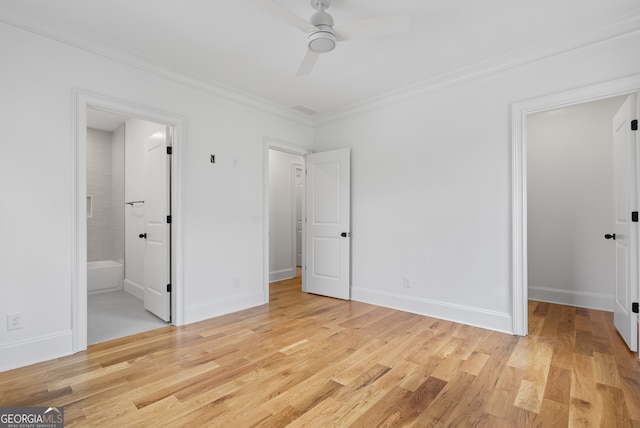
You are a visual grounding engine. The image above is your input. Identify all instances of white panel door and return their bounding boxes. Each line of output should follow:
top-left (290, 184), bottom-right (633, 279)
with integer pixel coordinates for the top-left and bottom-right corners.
top-left (143, 128), bottom-right (171, 322)
top-left (612, 95), bottom-right (638, 352)
top-left (305, 148), bottom-right (350, 300)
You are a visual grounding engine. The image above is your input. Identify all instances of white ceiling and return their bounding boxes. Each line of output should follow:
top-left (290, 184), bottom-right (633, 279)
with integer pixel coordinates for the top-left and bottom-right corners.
top-left (2, 0), bottom-right (640, 117)
top-left (87, 108), bottom-right (130, 132)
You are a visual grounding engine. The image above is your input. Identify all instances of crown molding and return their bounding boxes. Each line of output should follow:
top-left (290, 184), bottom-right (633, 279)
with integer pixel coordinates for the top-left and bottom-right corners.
top-left (2, 1), bottom-right (638, 129)
top-left (0, 1), bottom-right (313, 127)
top-left (314, 10), bottom-right (640, 125)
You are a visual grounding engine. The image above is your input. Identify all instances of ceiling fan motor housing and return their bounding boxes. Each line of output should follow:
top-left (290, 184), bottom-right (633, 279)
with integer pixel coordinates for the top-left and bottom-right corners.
top-left (308, 11), bottom-right (336, 53)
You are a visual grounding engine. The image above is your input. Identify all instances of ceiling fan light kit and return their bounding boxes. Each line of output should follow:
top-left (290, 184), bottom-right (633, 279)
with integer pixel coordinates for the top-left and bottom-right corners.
top-left (308, 27), bottom-right (336, 53)
top-left (251, 0), bottom-right (409, 75)
top-left (308, 7), bottom-right (336, 53)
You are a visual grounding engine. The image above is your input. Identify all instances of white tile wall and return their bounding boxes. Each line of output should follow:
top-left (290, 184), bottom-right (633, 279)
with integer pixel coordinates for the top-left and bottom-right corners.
top-left (87, 127), bottom-right (125, 263)
top-left (111, 124), bottom-right (125, 264)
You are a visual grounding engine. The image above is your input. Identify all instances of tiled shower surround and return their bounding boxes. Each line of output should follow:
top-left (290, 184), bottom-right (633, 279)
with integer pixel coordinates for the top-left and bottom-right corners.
top-left (87, 126), bottom-right (125, 263)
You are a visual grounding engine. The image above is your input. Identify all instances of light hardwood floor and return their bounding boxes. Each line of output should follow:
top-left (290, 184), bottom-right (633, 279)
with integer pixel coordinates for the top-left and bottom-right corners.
top-left (1, 276), bottom-right (639, 427)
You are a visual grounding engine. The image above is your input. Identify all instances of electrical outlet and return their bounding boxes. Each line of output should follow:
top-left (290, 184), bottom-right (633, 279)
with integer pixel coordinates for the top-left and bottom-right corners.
top-left (232, 278), bottom-right (240, 288)
top-left (7, 312), bottom-right (23, 330)
top-left (402, 275), bottom-right (413, 288)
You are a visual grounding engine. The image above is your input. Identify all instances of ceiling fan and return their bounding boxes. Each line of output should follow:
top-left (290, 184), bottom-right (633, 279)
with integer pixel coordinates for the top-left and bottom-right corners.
top-left (250, 0), bottom-right (410, 76)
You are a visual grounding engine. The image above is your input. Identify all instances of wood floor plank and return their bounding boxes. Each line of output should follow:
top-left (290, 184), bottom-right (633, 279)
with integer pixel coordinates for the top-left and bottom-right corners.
top-left (484, 365), bottom-right (525, 418)
top-left (544, 365), bottom-right (572, 405)
top-left (513, 340), bottom-right (553, 413)
top-left (539, 302), bottom-right (564, 338)
top-left (459, 351), bottom-right (490, 376)
top-left (594, 383), bottom-right (629, 428)
top-left (550, 334), bottom-right (576, 370)
top-left (413, 371), bottom-right (477, 424)
top-left (571, 353), bottom-right (596, 404)
top-left (2, 275), bottom-right (640, 428)
top-left (594, 351), bottom-right (622, 388)
top-left (537, 398), bottom-right (569, 427)
top-left (620, 376), bottom-right (640, 422)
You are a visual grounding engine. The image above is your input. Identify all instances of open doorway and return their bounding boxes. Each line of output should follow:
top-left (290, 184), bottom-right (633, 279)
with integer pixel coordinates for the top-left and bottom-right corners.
top-left (86, 108), bottom-right (171, 344)
top-left (527, 96), bottom-right (627, 311)
top-left (73, 90), bottom-right (183, 352)
top-left (265, 145), bottom-right (352, 302)
top-left (511, 76), bottom-right (640, 350)
top-left (268, 148), bottom-right (305, 284)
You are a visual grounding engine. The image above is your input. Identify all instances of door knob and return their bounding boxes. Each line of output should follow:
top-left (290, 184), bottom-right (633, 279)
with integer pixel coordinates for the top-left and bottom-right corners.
top-left (604, 233), bottom-right (616, 240)
top-left (340, 232), bottom-right (351, 238)
top-left (139, 233), bottom-right (147, 239)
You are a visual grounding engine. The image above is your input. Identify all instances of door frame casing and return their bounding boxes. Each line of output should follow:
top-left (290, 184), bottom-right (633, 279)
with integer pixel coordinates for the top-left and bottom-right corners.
top-left (292, 163), bottom-right (304, 270)
top-left (511, 75), bottom-right (640, 336)
top-left (263, 138), bottom-right (310, 303)
top-left (72, 89), bottom-right (185, 352)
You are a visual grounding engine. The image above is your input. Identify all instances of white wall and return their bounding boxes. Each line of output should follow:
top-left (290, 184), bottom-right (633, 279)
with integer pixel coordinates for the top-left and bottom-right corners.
top-left (268, 150), bottom-right (304, 282)
top-left (527, 97), bottom-right (626, 310)
top-left (0, 21), bottom-right (313, 371)
top-left (123, 119), bottom-right (165, 299)
top-left (313, 31), bottom-right (640, 333)
top-left (2, 15), bottom-right (640, 372)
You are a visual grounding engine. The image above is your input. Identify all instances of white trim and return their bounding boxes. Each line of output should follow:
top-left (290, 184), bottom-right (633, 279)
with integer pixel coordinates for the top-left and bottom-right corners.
top-left (270, 268), bottom-right (295, 283)
top-left (0, 3), bottom-right (312, 127)
top-left (0, 331), bottom-right (73, 373)
top-left (3, 1), bottom-right (638, 126)
top-left (73, 89), bottom-right (186, 353)
top-left (263, 138), bottom-right (310, 304)
top-left (511, 74), bottom-right (640, 336)
top-left (292, 162), bottom-right (304, 271)
top-left (124, 278), bottom-right (145, 300)
top-left (315, 16), bottom-right (640, 125)
top-left (511, 101), bottom-right (527, 337)
top-left (529, 286), bottom-right (613, 312)
top-left (290, 162), bottom-right (298, 275)
top-left (352, 287), bottom-right (513, 334)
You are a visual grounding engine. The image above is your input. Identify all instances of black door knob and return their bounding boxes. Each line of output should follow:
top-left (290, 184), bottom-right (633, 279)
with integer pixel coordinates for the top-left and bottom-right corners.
top-left (604, 233), bottom-right (616, 240)
top-left (139, 233), bottom-right (147, 239)
top-left (340, 232), bottom-right (350, 237)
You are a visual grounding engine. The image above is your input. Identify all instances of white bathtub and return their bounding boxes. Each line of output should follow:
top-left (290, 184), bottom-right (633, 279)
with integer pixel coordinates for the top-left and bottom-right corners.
top-left (87, 260), bottom-right (124, 295)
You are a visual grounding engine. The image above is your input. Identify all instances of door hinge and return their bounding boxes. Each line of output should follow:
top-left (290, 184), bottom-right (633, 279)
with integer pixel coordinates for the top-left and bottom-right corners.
top-left (167, 215), bottom-right (172, 224)
top-left (167, 146), bottom-right (173, 155)
top-left (632, 119), bottom-right (638, 131)
top-left (633, 302), bottom-right (639, 314)
top-left (633, 211), bottom-right (639, 223)
top-left (167, 284), bottom-right (172, 293)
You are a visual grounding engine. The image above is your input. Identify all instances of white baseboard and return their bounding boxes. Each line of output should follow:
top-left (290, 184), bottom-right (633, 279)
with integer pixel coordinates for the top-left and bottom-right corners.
top-left (0, 330), bottom-right (73, 372)
top-left (352, 287), bottom-right (513, 334)
top-left (528, 285), bottom-right (613, 311)
top-left (185, 291), bottom-right (265, 325)
top-left (124, 278), bottom-right (144, 300)
top-left (270, 268), bottom-right (294, 283)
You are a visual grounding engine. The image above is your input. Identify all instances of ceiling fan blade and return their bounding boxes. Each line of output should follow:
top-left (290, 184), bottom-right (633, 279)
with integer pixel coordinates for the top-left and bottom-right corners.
top-left (249, 0), bottom-right (317, 33)
top-left (296, 50), bottom-right (321, 76)
top-left (335, 15), bottom-right (410, 41)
